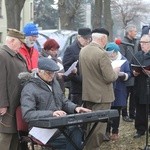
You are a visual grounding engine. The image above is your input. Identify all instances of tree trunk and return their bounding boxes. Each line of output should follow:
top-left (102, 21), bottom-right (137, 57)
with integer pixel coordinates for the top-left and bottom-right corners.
top-left (103, 0), bottom-right (113, 41)
top-left (92, 0), bottom-right (103, 29)
top-left (58, 0), bottom-right (73, 30)
top-left (5, 0), bottom-right (26, 30)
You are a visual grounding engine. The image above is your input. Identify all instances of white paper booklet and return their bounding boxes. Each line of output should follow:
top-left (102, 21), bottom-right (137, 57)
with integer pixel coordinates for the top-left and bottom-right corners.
top-left (111, 60), bottom-right (126, 69)
top-left (64, 60), bottom-right (78, 76)
top-left (29, 127), bottom-right (58, 144)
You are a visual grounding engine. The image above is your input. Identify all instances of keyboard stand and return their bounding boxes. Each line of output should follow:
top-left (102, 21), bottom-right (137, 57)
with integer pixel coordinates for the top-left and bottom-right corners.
top-left (58, 121), bottom-right (99, 150)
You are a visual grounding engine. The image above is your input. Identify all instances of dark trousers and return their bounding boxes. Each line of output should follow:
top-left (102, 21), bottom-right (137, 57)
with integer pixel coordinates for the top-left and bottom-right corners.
top-left (122, 86), bottom-right (136, 118)
top-left (135, 102), bottom-right (147, 134)
top-left (71, 94), bottom-right (82, 106)
top-left (106, 106), bottom-right (121, 134)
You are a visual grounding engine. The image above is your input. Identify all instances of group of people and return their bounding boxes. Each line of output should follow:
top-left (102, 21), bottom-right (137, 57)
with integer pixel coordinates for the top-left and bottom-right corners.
top-left (0, 21), bottom-right (150, 150)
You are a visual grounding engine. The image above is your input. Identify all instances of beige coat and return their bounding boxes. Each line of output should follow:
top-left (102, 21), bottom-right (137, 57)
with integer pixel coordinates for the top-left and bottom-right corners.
top-left (79, 42), bottom-right (118, 103)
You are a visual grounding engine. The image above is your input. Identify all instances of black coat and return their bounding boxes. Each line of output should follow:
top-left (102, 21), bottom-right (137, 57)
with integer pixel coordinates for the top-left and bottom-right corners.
top-left (132, 51), bottom-right (150, 104)
top-left (63, 40), bottom-right (82, 94)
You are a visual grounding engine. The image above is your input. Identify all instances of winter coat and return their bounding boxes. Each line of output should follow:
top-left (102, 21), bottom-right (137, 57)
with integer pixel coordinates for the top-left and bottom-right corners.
top-left (20, 74), bottom-right (77, 125)
top-left (112, 55), bottom-right (131, 107)
top-left (63, 40), bottom-right (82, 94)
top-left (19, 44), bottom-right (39, 71)
top-left (79, 42), bottom-right (118, 103)
top-left (0, 45), bottom-right (27, 133)
top-left (132, 51), bottom-right (150, 104)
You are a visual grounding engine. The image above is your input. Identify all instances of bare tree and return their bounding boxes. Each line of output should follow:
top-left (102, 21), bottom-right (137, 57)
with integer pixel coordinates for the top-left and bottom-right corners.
top-left (112, 0), bottom-right (150, 28)
top-left (5, 0), bottom-right (26, 30)
top-left (103, 0), bottom-right (113, 41)
top-left (58, 0), bottom-right (82, 30)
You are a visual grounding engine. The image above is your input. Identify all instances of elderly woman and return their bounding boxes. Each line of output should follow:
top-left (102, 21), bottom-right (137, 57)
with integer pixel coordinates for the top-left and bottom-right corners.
top-left (105, 42), bottom-right (131, 140)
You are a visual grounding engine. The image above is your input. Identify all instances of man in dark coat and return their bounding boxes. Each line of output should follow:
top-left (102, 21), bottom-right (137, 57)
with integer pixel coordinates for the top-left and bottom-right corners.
top-left (132, 34), bottom-right (150, 138)
top-left (0, 29), bottom-right (27, 150)
top-left (63, 27), bottom-right (92, 105)
top-left (120, 24), bottom-right (138, 122)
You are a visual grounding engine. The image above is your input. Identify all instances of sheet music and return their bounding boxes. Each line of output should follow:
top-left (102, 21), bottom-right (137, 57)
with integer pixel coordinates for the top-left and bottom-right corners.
top-left (29, 127), bottom-right (57, 144)
top-left (64, 60), bottom-right (78, 76)
top-left (111, 60), bottom-right (126, 69)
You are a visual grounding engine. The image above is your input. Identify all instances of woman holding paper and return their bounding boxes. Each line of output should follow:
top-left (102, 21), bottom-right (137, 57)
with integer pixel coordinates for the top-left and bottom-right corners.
top-left (105, 42), bottom-right (131, 140)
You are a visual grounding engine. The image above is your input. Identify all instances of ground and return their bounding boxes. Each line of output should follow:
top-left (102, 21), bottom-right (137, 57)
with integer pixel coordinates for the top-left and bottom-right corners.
top-left (100, 118), bottom-right (149, 150)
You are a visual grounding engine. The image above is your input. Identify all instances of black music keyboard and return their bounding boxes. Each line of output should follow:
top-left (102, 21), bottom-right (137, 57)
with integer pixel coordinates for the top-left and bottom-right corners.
top-left (29, 109), bottom-right (118, 129)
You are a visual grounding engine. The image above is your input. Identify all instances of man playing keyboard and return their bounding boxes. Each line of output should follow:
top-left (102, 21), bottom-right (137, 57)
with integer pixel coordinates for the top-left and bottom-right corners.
top-left (20, 57), bottom-right (91, 150)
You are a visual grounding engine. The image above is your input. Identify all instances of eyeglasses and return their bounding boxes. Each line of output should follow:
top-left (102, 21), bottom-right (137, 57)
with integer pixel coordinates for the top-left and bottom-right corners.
top-left (44, 71), bottom-right (55, 76)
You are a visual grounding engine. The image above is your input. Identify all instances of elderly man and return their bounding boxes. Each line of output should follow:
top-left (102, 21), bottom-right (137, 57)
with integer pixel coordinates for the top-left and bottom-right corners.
top-left (19, 22), bottom-right (39, 72)
top-left (132, 34), bottom-right (150, 138)
top-left (63, 27), bottom-right (92, 105)
top-left (120, 24), bottom-right (138, 122)
top-left (20, 57), bottom-right (91, 150)
top-left (79, 28), bottom-right (120, 150)
top-left (0, 29), bottom-right (27, 150)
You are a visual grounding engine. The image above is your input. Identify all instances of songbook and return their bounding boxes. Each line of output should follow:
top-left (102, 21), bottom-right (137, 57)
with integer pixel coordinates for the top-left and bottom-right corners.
top-left (64, 60), bottom-right (78, 76)
top-left (29, 127), bottom-right (58, 144)
top-left (131, 64), bottom-right (150, 73)
top-left (111, 60), bottom-right (126, 69)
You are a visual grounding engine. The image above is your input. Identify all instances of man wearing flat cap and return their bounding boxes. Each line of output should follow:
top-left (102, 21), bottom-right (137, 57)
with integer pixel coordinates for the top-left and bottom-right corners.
top-left (0, 28), bottom-right (27, 150)
top-left (79, 28), bottom-right (120, 150)
top-left (20, 57), bottom-right (91, 150)
top-left (63, 27), bottom-right (92, 106)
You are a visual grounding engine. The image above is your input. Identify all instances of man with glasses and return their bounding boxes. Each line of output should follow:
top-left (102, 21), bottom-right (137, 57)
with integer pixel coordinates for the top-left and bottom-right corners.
top-left (20, 57), bottom-right (91, 150)
top-left (19, 22), bottom-right (39, 72)
top-left (132, 34), bottom-right (150, 138)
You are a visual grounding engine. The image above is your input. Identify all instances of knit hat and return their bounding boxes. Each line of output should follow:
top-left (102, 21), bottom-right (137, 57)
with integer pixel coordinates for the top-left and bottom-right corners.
top-left (23, 23), bottom-right (39, 36)
top-left (7, 28), bottom-right (25, 43)
top-left (78, 28), bottom-right (92, 38)
top-left (106, 42), bottom-right (120, 52)
top-left (38, 57), bottom-right (59, 72)
top-left (92, 27), bottom-right (109, 36)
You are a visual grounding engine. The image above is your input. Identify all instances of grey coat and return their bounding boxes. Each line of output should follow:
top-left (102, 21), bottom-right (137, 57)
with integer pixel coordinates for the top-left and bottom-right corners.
top-left (20, 75), bottom-right (77, 124)
top-left (0, 45), bottom-right (27, 133)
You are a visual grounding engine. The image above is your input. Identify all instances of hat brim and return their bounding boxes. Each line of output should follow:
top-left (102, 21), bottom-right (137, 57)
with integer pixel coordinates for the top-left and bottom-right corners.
top-left (81, 34), bottom-right (92, 39)
top-left (19, 39), bottom-right (25, 43)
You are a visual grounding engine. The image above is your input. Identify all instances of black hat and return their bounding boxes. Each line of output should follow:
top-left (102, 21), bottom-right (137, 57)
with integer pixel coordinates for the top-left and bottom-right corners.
top-left (92, 27), bottom-right (109, 36)
top-left (78, 28), bottom-right (92, 38)
top-left (38, 57), bottom-right (59, 72)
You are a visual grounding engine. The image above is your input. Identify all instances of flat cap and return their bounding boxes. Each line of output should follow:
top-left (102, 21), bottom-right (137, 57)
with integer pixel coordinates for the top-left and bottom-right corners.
top-left (78, 28), bottom-right (92, 38)
top-left (38, 57), bottom-right (59, 72)
top-left (92, 27), bottom-right (109, 36)
top-left (7, 28), bottom-right (25, 43)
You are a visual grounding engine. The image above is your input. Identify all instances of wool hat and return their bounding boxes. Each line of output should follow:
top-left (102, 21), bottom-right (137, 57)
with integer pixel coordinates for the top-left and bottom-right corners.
top-left (92, 27), bottom-right (109, 36)
top-left (106, 42), bottom-right (120, 52)
top-left (23, 23), bottom-right (39, 36)
top-left (43, 39), bottom-right (60, 51)
top-left (38, 57), bottom-right (59, 72)
top-left (78, 28), bottom-right (92, 38)
top-left (141, 25), bottom-right (150, 36)
top-left (7, 28), bottom-right (25, 43)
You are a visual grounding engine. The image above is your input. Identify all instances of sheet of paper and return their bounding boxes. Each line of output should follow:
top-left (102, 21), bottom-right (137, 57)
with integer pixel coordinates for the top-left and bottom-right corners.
top-left (29, 127), bottom-right (57, 144)
top-left (64, 60), bottom-right (78, 76)
top-left (111, 60), bottom-right (126, 69)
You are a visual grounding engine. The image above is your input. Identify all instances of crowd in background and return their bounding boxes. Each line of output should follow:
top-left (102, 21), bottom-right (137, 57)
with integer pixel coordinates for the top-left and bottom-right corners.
top-left (0, 22), bottom-right (150, 150)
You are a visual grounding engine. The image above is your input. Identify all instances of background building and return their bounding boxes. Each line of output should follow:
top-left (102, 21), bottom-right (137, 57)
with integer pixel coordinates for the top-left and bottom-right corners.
top-left (0, 0), bottom-right (33, 45)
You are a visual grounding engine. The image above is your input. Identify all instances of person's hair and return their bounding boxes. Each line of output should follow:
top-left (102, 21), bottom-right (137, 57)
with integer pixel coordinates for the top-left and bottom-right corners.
top-left (43, 39), bottom-right (60, 50)
top-left (92, 33), bottom-right (106, 40)
top-left (125, 24), bottom-right (136, 35)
